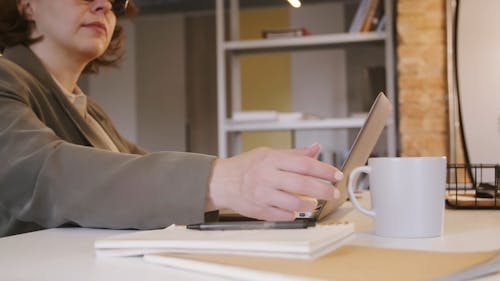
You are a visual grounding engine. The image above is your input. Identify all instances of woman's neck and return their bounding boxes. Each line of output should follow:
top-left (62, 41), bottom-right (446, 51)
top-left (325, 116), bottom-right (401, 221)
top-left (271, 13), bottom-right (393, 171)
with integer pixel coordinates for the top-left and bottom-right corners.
top-left (29, 43), bottom-right (88, 94)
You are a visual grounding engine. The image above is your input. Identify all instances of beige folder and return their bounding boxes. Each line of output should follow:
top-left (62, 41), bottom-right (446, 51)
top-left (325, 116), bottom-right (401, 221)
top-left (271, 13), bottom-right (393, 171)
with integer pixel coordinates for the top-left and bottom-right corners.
top-left (144, 245), bottom-right (499, 281)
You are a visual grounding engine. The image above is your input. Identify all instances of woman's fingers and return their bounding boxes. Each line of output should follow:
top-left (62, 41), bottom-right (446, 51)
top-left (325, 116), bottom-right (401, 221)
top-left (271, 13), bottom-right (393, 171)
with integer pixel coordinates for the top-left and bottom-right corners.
top-left (293, 142), bottom-right (321, 158)
top-left (263, 188), bottom-right (319, 213)
top-left (271, 150), bottom-right (344, 183)
top-left (270, 170), bottom-right (339, 200)
top-left (255, 206), bottom-right (296, 222)
top-left (207, 146), bottom-right (344, 221)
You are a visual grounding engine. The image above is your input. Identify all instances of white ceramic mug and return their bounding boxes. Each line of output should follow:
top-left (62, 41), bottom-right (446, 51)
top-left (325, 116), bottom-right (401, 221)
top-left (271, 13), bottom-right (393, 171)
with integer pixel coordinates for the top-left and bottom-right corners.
top-left (347, 157), bottom-right (447, 238)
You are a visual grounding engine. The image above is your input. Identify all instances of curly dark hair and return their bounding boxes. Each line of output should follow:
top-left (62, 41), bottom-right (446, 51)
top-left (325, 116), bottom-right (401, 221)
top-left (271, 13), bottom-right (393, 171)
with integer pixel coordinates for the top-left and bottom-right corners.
top-left (0, 0), bottom-right (139, 73)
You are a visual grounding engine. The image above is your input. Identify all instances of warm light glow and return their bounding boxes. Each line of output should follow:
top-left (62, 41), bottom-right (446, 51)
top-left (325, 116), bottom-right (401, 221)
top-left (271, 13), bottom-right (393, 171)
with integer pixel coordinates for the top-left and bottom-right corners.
top-left (287, 0), bottom-right (301, 8)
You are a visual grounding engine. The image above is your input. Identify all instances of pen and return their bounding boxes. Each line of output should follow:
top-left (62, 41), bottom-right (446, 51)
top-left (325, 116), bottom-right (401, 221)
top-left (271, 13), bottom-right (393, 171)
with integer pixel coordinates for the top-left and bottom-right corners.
top-left (186, 220), bottom-right (315, 231)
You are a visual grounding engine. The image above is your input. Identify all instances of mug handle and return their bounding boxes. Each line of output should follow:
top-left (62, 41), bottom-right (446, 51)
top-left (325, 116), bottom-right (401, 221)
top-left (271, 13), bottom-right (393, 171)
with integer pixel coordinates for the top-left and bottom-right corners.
top-left (347, 166), bottom-right (375, 217)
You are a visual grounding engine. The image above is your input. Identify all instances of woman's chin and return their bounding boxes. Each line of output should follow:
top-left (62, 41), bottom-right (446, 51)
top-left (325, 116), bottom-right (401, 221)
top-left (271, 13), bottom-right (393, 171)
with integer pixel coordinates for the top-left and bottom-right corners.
top-left (77, 45), bottom-right (108, 61)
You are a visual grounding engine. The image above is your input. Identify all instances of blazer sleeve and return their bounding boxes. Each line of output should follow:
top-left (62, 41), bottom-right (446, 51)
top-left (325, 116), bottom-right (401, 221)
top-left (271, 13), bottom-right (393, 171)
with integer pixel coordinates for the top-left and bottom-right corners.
top-left (0, 89), bottom-right (216, 236)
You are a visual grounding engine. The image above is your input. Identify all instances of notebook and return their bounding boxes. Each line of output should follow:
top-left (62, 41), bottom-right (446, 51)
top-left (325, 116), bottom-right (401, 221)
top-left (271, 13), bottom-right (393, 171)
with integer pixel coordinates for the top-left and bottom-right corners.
top-left (94, 222), bottom-right (354, 260)
top-left (220, 92), bottom-right (393, 222)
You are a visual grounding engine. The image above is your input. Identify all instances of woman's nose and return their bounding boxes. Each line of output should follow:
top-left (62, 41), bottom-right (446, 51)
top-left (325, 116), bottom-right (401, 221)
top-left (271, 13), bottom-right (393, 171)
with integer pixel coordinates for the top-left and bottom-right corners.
top-left (90, 0), bottom-right (113, 14)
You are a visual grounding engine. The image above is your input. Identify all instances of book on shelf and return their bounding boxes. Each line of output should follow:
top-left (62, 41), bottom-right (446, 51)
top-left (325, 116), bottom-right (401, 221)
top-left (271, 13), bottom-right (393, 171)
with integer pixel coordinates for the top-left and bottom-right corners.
top-left (94, 222), bottom-right (355, 260)
top-left (232, 111), bottom-right (278, 122)
top-left (262, 27), bottom-right (311, 39)
top-left (348, 0), bottom-right (370, 33)
top-left (370, 0), bottom-right (385, 31)
top-left (361, 0), bottom-right (381, 32)
top-left (278, 112), bottom-right (306, 122)
top-left (375, 14), bottom-right (386, 31)
top-left (231, 111), bottom-right (318, 123)
top-left (349, 0), bottom-right (385, 33)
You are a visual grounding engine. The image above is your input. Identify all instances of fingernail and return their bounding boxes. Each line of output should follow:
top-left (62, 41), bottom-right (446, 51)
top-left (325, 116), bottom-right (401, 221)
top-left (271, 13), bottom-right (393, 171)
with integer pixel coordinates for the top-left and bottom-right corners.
top-left (305, 142), bottom-right (320, 149)
top-left (335, 171), bottom-right (344, 181)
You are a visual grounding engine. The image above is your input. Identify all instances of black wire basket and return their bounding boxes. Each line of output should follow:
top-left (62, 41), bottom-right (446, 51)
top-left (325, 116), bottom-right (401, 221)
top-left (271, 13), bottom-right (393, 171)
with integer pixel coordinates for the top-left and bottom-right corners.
top-left (446, 164), bottom-right (500, 209)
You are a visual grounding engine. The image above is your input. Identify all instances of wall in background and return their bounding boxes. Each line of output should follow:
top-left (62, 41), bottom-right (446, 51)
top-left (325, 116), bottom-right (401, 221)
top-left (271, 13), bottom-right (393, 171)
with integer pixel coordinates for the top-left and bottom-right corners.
top-left (239, 7), bottom-right (293, 151)
top-left (397, 0), bottom-right (448, 157)
top-left (185, 14), bottom-right (218, 155)
top-left (135, 14), bottom-right (186, 152)
top-left (290, 2), bottom-right (348, 166)
top-left (87, 15), bottom-right (187, 152)
top-left (87, 20), bottom-right (137, 143)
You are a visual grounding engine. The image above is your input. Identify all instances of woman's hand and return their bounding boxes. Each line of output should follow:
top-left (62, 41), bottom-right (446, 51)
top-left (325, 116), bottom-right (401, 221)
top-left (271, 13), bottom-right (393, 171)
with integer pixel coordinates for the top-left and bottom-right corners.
top-left (206, 143), bottom-right (343, 221)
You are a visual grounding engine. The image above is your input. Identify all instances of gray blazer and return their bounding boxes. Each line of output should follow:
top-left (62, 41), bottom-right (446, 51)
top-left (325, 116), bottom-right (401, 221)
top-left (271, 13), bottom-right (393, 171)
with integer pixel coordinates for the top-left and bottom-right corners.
top-left (0, 45), bottom-right (215, 237)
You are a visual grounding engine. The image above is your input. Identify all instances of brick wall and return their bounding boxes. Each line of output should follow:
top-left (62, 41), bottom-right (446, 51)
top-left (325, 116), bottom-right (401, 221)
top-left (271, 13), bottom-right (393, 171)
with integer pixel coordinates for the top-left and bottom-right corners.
top-left (396, 0), bottom-right (449, 157)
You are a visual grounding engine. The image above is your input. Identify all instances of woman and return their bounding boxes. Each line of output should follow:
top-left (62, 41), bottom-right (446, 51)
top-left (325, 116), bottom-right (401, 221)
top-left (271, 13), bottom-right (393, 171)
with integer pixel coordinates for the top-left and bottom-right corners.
top-left (0, 0), bottom-right (342, 237)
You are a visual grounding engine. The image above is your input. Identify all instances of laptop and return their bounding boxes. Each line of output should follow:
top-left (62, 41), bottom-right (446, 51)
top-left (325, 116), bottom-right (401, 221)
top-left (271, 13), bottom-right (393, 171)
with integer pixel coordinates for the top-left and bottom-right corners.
top-left (218, 92), bottom-right (393, 222)
top-left (306, 92), bottom-right (392, 221)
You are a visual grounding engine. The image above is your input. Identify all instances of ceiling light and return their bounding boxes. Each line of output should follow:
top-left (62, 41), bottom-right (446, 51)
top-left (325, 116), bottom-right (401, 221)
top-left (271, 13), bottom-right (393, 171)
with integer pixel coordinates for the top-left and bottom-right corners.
top-left (287, 0), bottom-right (301, 8)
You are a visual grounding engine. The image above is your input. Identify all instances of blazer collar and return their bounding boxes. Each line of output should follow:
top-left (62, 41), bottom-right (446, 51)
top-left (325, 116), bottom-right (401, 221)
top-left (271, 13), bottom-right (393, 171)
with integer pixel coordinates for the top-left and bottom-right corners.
top-left (3, 45), bottom-right (115, 151)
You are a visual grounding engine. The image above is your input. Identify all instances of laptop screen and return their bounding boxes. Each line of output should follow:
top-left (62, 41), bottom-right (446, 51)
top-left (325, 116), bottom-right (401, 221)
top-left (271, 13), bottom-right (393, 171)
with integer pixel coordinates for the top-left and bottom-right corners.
top-left (313, 92), bottom-right (392, 221)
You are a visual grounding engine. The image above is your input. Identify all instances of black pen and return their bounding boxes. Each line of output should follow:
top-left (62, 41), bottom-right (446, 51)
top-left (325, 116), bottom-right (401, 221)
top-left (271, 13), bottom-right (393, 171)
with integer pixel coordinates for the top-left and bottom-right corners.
top-left (186, 220), bottom-right (315, 231)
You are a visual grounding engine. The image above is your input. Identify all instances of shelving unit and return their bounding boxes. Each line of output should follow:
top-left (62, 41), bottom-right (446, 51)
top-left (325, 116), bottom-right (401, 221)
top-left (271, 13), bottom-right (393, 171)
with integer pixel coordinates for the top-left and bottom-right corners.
top-left (225, 117), bottom-right (367, 132)
top-left (224, 32), bottom-right (387, 52)
top-left (216, 0), bottom-right (396, 158)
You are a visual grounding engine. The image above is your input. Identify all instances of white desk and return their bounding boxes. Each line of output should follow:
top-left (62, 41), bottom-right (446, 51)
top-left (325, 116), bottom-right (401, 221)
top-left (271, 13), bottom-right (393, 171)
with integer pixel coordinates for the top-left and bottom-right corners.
top-left (1, 193), bottom-right (499, 281)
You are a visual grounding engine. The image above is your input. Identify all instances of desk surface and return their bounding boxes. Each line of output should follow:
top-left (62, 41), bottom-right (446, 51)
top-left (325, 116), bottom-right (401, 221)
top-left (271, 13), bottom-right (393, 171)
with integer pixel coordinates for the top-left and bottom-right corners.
top-left (1, 193), bottom-right (499, 281)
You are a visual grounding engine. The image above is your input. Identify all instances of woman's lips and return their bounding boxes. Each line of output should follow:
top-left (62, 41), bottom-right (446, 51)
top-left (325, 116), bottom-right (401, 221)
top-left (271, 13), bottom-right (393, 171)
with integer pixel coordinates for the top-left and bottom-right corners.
top-left (82, 22), bottom-right (107, 35)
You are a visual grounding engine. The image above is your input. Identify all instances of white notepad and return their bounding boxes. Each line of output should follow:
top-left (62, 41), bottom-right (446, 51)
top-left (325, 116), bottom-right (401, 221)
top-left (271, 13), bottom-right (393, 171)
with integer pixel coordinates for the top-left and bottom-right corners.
top-left (95, 222), bottom-right (354, 260)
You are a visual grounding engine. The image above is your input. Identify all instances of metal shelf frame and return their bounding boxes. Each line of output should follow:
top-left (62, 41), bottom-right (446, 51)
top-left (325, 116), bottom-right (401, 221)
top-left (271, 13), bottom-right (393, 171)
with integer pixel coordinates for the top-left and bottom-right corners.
top-left (216, 0), bottom-right (397, 158)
